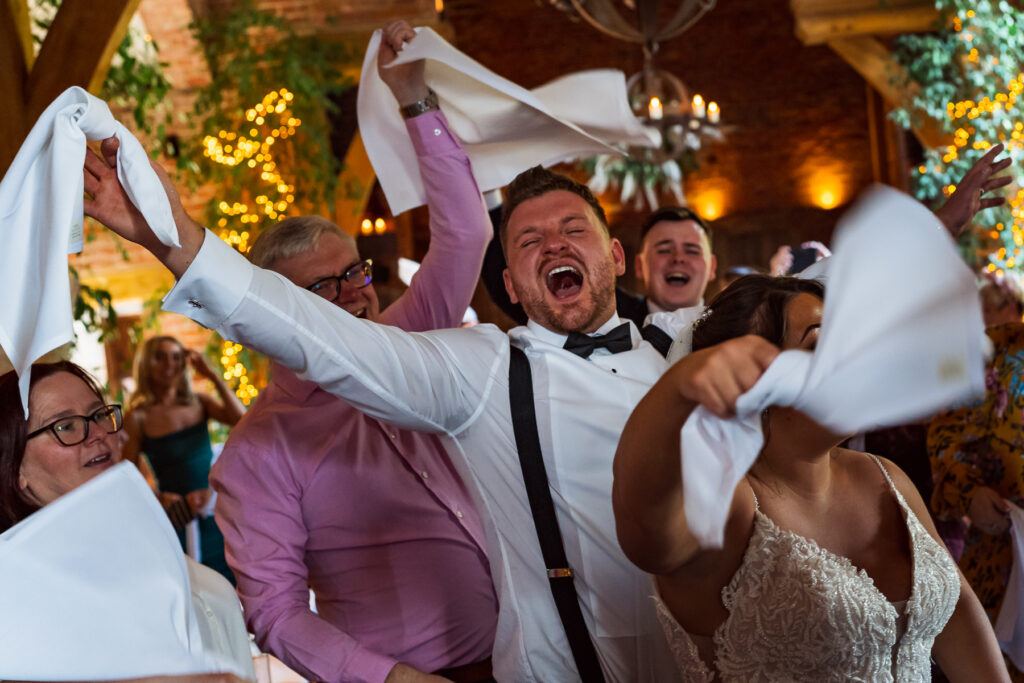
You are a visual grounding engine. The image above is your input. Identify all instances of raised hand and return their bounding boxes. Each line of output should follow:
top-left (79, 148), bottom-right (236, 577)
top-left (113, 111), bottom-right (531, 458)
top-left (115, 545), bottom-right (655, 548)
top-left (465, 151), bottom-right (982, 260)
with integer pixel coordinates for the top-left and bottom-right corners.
top-left (377, 20), bottom-right (429, 107)
top-left (187, 349), bottom-right (218, 382)
top-left (667, 334), bottom-right (780, 418)
top-left (83, 137), bottom-right (205, 279)
top-left (934, 143), bottom-right (1014, 238)
top-left (968, 486), bottom-right (1010, 535)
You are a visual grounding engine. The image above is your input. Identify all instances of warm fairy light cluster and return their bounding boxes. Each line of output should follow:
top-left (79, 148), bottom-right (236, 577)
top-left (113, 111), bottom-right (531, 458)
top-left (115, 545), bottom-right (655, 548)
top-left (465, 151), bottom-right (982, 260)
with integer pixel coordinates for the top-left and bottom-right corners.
top-left (203, 88), bottom-right (304, 403)
top-left (985, 189), bottom-right (1024, 277)
top-left (202, 88), bottom-right (301, 255)
top-left (938, 73), bottom-right (1023, 167)
top-left (220, 339), bottom-right (259, 405)
top-left (912, 11), bottom-right (1023, 277)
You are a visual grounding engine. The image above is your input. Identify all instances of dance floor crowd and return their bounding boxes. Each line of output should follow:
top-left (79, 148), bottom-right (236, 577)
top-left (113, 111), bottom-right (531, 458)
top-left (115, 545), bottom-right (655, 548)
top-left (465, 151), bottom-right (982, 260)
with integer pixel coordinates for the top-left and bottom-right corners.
top-left (3, 17), bottom-right (1024, 683)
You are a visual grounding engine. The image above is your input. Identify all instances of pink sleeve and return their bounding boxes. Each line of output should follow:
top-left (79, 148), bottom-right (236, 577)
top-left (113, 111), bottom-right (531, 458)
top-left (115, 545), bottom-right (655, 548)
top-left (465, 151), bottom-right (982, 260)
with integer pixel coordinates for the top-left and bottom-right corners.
top-left (380, 111), bottom-right (492, 332)
top-left (211, 442), bottom-right (397, 683)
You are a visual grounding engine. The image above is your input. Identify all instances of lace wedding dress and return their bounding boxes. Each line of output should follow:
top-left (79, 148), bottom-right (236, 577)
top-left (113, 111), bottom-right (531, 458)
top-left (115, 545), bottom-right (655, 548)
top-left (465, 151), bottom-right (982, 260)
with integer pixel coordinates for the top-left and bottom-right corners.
top-left (655, 455), bottom-right (960, 682)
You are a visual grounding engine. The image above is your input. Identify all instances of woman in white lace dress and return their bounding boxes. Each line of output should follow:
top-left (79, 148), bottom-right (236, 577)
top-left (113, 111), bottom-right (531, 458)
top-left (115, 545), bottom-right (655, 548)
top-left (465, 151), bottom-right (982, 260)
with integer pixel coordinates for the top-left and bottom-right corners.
top-left (612, 275), bottom-right (1008, 682)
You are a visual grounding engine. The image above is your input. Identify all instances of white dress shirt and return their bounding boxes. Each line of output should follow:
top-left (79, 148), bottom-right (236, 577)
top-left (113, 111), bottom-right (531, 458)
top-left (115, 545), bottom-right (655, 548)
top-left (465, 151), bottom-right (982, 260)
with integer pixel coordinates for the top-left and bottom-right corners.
top-left (164, 233), bottom-right (678, 682)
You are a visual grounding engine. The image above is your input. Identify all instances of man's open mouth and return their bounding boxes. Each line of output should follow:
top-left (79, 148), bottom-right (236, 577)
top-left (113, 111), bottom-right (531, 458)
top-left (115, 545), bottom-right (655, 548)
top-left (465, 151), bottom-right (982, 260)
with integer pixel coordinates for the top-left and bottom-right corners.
top-left (546, 265), bottom-right (583, 300)
top-left (664, 272), bottom-right (691, 287)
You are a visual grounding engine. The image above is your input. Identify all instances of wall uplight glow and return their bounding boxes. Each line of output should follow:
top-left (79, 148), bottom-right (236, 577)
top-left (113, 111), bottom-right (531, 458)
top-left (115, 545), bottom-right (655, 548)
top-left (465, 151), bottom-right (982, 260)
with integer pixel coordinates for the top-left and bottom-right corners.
top-left (690, 188), bottom-right (726, 221)
top-left (807, 171), bottom-right (846, 210)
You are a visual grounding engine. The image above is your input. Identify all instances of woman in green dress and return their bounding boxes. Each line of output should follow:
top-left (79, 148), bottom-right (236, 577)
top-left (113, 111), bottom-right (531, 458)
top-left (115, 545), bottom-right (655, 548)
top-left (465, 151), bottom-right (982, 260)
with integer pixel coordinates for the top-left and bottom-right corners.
top-left (124, 335), bottom-right (244, 584)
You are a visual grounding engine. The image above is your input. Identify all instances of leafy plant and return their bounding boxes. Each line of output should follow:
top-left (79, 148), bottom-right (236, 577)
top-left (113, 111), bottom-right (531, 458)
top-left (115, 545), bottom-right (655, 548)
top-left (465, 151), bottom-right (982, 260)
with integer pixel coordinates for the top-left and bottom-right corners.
top-left (890, 1), bottom-right (1024, 272)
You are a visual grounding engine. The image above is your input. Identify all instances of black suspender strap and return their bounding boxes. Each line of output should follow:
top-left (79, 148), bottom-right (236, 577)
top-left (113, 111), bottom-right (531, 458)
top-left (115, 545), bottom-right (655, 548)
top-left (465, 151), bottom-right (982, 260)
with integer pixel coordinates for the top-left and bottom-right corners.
top-left (508, 344), bottom-right (607, 682)
top-left (640, 324), bottom-right (673, 358)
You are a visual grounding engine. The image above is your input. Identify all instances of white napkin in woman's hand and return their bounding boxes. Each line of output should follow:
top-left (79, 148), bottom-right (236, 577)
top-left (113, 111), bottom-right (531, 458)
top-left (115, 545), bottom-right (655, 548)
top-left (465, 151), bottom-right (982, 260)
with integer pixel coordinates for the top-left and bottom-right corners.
top-left (680, 186), bottom-right (988, 548)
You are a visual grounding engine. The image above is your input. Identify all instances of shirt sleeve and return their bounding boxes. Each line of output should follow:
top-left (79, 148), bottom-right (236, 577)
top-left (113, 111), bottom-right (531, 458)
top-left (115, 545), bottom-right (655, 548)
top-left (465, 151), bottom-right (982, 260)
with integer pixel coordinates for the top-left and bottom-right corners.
top-left (211, 442), bottom-right (398, 683)
top-left (162, 232), bottom-right (506, 436)
top-left (381, 111), bottom-right (491, 332)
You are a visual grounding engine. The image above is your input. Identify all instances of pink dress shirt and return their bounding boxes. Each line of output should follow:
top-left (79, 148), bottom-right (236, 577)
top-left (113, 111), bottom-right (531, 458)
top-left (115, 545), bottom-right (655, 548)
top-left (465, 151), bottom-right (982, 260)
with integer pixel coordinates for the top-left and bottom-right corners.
top-left (211, 111), bottom-right (497, 683)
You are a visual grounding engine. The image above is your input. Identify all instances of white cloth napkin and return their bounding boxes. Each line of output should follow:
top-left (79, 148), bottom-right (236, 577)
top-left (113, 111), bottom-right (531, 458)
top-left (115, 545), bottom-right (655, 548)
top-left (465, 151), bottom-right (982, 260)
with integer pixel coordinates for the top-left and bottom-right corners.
top-left (357, 26), bottom-right (659, 215)
top-left (996, 502), bottom-right (1024, 669)
top-left (0, 86), bottom-right (179, 415)
top-left (0, 462), bottom-right (243, 679)
top-left (678, 186), bottom-right (988, 548)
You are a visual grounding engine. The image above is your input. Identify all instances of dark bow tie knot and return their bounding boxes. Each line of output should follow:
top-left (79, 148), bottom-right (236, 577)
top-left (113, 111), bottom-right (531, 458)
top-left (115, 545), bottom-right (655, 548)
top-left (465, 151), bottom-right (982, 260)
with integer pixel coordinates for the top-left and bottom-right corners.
top-left (563, 323), bottom-right (633, 359)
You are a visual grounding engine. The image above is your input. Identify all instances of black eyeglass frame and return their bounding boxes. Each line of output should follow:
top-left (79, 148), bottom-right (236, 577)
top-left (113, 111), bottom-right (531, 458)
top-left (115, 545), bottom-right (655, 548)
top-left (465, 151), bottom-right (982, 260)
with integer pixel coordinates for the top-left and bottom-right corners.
top-left (26, 404), bottom-right (124, 447)
top-left (306, 259), bottom-right (374, 299)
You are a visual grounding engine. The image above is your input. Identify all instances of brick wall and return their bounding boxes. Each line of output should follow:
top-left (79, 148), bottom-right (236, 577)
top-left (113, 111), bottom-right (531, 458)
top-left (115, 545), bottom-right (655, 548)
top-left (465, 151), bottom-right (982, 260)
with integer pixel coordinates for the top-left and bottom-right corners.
top-left (74, 0), bottom-right (890, 342)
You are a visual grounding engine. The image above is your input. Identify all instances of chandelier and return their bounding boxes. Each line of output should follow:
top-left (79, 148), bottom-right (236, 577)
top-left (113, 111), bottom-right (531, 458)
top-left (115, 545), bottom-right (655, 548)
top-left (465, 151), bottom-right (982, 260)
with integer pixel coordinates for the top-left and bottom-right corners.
top-left (544, 0), bottom-right (723, 208)
top-left (545, 0), bottom-right (721, 159)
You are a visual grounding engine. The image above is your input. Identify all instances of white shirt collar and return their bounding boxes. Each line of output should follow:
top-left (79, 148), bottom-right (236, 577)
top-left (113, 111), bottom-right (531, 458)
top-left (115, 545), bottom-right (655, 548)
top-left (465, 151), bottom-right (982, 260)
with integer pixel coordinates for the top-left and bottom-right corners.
top-left (525, 313), bottom-right (629, 347)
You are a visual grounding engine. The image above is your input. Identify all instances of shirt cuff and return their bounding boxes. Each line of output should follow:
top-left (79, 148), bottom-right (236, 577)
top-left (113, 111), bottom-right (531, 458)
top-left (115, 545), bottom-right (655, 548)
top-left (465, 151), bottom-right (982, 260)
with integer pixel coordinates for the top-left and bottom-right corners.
top-left (405, 110), bottom-right (458, 157)
top-left (351, 647), bottom-right (401, 683)
top-left (162, 229), bottom-right (254, 329)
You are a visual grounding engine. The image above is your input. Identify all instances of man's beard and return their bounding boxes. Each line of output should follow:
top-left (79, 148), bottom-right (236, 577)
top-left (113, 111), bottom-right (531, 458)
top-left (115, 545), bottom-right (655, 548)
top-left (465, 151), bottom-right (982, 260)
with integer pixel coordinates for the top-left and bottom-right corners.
top-left (520, 260), bottom-right (617, 335)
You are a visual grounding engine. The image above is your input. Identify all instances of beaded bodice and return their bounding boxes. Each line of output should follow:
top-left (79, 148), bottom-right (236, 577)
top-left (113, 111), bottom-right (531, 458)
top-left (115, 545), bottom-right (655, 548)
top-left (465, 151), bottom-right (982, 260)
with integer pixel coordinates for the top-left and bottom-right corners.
top-left (655, 456), bottom-right (960, 682)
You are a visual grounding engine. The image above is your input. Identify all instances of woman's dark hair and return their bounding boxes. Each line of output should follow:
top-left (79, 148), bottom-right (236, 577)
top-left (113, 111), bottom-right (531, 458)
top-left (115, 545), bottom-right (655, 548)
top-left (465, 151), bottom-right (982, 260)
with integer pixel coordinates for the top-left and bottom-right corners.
top-left (0, 361), bottom-right (106, 532)
top-left (691, 274), bottom-right (826, 352)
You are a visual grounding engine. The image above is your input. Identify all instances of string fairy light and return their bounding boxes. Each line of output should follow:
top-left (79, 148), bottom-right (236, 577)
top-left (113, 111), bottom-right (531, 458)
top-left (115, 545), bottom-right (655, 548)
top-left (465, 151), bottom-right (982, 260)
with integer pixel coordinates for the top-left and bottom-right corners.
top-left (202, 87), bottom-right (303, 403)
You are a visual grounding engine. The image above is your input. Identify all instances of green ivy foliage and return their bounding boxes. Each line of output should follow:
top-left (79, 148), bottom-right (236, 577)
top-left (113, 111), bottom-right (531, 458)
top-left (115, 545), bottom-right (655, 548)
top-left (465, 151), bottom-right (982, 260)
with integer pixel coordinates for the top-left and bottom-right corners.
top-left (890, 0), bottom-right (1024, 270)
top-left (180, 1), bottom-right (355, 229)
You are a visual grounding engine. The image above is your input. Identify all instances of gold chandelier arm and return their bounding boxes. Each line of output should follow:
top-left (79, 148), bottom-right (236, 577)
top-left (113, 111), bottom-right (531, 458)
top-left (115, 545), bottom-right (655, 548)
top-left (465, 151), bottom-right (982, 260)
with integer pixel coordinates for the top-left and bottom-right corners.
top-left (568, 0), bottom-right (644, 42)
top-left (651, 0), bottom-right (717, 43)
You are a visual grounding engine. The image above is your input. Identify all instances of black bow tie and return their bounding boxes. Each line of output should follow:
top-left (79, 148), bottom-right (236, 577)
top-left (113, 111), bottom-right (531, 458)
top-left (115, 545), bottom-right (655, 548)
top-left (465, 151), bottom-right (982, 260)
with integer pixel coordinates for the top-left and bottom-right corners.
top-left (563, 323), bottom-right (633, 359)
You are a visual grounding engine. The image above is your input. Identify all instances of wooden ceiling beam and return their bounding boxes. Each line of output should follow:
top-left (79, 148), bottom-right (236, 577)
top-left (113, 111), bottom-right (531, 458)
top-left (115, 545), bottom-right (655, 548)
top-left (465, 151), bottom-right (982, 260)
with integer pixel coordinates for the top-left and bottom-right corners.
top-left (0, 0), bottom-right (31, 176)
top-left (827, 36), bottom-right (949, 148)
top-left (791, 0), bottom-right (939, 45)
top-left (25, 0), bottom-right (142, 123)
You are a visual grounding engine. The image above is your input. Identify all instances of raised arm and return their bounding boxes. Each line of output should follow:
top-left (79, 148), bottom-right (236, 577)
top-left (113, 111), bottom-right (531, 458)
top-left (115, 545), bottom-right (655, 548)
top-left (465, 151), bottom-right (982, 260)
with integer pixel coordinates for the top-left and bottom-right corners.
top-left (189, 350), bottom-right (244, 427)
top-left (84, 149), bottom-right (498, 434)
top-left (376, 21), bottom-right (492, 332)
top-left (934, 143), bottom-right (1013, 238)
top-left (611, 335), bottom-right (778, 573)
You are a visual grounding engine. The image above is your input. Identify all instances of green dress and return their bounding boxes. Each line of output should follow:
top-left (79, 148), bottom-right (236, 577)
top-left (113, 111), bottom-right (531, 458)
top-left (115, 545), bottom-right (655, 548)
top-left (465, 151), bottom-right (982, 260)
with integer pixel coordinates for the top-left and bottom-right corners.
top-left (142, 419), bottom-right (235, 585)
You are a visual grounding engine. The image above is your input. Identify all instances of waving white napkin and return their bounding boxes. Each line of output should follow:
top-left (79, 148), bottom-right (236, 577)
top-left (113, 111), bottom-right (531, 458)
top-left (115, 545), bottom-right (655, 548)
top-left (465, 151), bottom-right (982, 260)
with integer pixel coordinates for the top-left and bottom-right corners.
top-left (0, 462), bottom-right (243, 679)
top-left (0, 86), bottom-right (178, 415)
top-left (995, 502), bottom-right (1024, 669)
top-left (678, 186), bottom-right (987, 548)
top-left (357, 26), bottom-right (659, 215)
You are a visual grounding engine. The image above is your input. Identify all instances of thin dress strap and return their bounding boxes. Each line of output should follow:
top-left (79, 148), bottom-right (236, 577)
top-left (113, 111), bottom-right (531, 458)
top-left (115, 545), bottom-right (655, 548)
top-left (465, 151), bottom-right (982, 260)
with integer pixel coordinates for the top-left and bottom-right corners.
top-left (867, 453), bottom-right (905, 502)
top-left (748, 485), bottom-right (760, 512)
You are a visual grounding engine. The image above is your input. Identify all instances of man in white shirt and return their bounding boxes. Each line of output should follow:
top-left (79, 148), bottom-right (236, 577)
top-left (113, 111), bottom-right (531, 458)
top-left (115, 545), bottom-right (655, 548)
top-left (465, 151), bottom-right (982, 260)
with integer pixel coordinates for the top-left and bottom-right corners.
top-left (84, 154), bottom-right (678, 680)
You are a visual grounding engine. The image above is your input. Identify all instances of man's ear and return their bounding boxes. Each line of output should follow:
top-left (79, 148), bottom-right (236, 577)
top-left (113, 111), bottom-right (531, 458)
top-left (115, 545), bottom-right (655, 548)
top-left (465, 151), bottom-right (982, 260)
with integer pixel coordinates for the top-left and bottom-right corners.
top-left (503, 268), bottom-right (520, 304)
top-left (708, 254), bottom-right (718, 281)
top-left (611, 238), bottom-right (626, 277)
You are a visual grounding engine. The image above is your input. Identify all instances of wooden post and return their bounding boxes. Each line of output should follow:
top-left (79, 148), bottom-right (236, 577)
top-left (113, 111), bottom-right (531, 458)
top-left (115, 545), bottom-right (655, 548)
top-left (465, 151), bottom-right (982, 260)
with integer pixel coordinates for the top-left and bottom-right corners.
top-left (0, 0), bottom-right (142, 177)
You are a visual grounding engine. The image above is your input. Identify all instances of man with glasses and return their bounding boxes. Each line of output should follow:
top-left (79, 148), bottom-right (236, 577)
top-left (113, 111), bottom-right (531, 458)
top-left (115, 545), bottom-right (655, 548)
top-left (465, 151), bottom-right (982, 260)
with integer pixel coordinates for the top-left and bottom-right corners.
top-left (209, 21), bottom-right (498, 683)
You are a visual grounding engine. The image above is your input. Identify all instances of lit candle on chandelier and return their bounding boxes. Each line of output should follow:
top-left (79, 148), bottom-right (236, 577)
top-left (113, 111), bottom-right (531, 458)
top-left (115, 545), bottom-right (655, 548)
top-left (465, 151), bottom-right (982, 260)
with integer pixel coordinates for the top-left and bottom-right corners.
top-left (691, 94), bottom-right (706, 119)
top-left (648, 96), bottom-right (664, 120)
top-left (707, 101), bottom-right (720, 124)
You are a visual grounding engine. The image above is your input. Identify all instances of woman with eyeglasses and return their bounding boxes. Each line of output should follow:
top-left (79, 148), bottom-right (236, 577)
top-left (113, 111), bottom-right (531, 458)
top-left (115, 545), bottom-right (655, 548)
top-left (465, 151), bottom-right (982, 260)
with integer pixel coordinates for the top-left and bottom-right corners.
top-left (122, 336), bottom-right (245, 584)
top-left (0, 361), bottom-right (253, 680)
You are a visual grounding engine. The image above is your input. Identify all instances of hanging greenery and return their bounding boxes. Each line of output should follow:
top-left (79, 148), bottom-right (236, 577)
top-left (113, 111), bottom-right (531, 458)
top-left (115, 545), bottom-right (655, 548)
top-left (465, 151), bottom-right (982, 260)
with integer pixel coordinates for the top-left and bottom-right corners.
top-left (890, 1), bottom-right (1024, 273)
top-left (176, 1), bottom-right (358, 404)
top-left (180, 1), bottom-right (354, 230)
